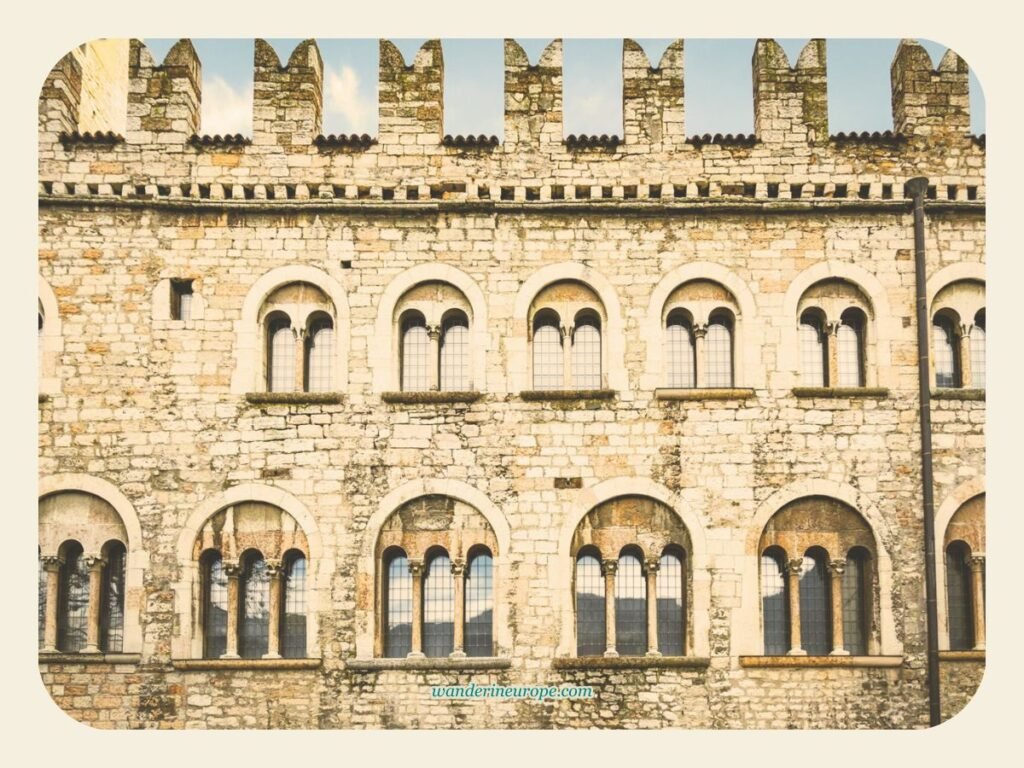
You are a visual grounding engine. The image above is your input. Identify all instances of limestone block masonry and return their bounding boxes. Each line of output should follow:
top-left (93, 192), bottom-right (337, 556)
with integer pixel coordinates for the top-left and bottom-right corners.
top-left (37, 37), bottom-right (985, 729)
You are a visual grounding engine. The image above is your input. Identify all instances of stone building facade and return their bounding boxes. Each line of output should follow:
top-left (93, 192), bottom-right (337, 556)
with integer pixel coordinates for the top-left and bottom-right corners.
top-left (36, 37), bottom-right (986, 729)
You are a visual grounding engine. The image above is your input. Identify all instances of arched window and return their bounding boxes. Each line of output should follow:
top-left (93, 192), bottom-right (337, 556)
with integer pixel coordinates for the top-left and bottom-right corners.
top-left (575, 552), bottom-right (605, 656)
top-left (383, 549), bottom-right (412, 658)
top-left (239, 551), bottom-right (270, 659)
top-left (572, 312), bottom-right (602, 389)
top-left (761, 547), bottom-right (789, 655)
top-left (665, 310), bottom-right (696, 388)
top-left (464, 548), bottom-right (493, 657)
top-left (842, 547), bottom-right (871, 655)
top-left (933, 314), bottom-right (960, 388)
top-left (400, 311), bottom-right (430, 392)
top-left (614, 550), bottom-right (646, 656)
top-left (267, 314), bottom-right (296, 393)
top-left (971, 310), bottom-right (985, 390)
top-left (100, 541), bottom-right (126, 653)
top-left (422, 550), bottom-right (454, 658)
top-left (38, 552), bottom-right (47, 648)
top-left (799, 548), bottom-right (830, 656)
top-left (657, 549), bottom-right (685, 656)
top-left (532, 310), bottom-right (563, 390)
top-left (945, 541), bottom-right (974, 651)
top-left (58, 541), bottom-right (90, 653)
top-left (304, 314), bottom-right (334, 392)
top-left (440, 311), bottom-right (470, 391)
top-left (837, 309), bottom-right (866, 387)
top-left (282, 550), bottom-right (307, 659)
top-left (705, 312), bottom-right (734, 388)
top-left (799, 311), bottom-right (827, 387)
top-left (202, 550), bottom-right (228, 659)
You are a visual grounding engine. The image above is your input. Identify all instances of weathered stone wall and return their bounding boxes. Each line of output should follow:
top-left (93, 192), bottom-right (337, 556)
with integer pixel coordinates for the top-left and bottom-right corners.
top-left (36, 37), bottom-right (986, 730)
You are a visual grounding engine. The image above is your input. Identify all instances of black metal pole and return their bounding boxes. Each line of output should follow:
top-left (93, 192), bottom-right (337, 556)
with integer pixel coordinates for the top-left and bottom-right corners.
top-left (907, 176), bottom-right (942, 727)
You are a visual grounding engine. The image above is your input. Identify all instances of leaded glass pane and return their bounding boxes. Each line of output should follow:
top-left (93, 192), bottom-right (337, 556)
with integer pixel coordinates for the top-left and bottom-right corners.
top-left (282, 555), bottom-right (307, 658)
top-left (971, 322), bottom-right (985, 389)
top-left (240, 555), bottom-right (270, 659)
top-left (464, 553), bottom-right (493, 657)
top-left (933, 320), bottom-right (958, 388)
top-left (576, 555), bottom-right (605, 655)
top-left (761, 552), bottom-right (788, 654)
top-left (423, 554), bottom-right (454, 657)
top-left (946, 544), bottom-right (974, 651)
top-left (666, 319), bottom-right (695, 388)
top-left (837, 322), bottom-right (863, 386)
top-left (572, 320), bottom-right (602, 389)
top-left (38, 557), bottom-right (47, 648)
top-left (657, 552), bottom-right (685, 656)
top-left (101, 543), bottom-right (126, 653)
top-left (842, 553), bottom-right (867, 655)
top-left (705, 319), bottom-right (733, 387)
top-left (269, 324), bottom-right (296, 392)
top-left (440, 318), bottom-right (470, 391)
top-left (385, 554), bottom-right (412, 658)
top-left (799, 553), bottom-right (830, 656)
top-left (306, 323), bottom-right (334, 392)
top-left (401, 320), bottom-right (430, 392)
top-left (615, 553), bottom-right (646, 656)
top-left (203, 555), bottom-right (228, 658)
top-left (533, 323), bottom-right (563, 390)
top-left (800, 318), bottom-right (827, 387)
top-left (58, 546), bottom-right (90, 653)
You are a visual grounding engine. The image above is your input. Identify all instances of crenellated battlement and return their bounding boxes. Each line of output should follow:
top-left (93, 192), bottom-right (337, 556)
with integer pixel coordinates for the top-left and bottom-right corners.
top-left (38, 38), bottom-right (985, 202)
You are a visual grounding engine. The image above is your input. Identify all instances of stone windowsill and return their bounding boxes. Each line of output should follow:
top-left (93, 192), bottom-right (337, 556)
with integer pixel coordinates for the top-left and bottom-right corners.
top-left (655, 388), bottom-right (755, 401)
top-left (932, 388), bottom-right (985, 401)
top-left (245, 392), bottom-right (344, 405)
top-left (520, 389), bottom-right (616, 402)
top-left (551, 656), bottom-right (711, 670)
top-left (346, 657), bottom-right (512, 671)
top-left (171, 658), bottom-right (322, 671)
top-left (938, 650), bottom-right (986, 662)
top-left (792, 387), bottom-right (890, 399)
top-left (739, 655), bottom-right (904, 668)
top-left (39, 652), bottom-right (142, 664)
top-left (381, 391), bottom-right (483, 405)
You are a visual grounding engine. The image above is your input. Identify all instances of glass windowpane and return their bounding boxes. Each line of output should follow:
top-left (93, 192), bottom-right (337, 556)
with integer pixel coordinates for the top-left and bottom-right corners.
top-left (401, 322), bottom-right (430, 392)
top-left (615, 553), bottom-right (646, 656)
top-left (575, 555), bottom-right (605, 655)
top-left (970, 324), bottom-right (985, 389)
top-left (533, 323), bottom-right (563, 390)
top-left (657, 552), bottom-right (685, 656)
top-left (572, 320), bottom-right (601, 389)
top-left (946, 545), bottom-right (974, 651)
top-left (800, 320), bottom-right (826, 387)
top-left (385, 555), bottom-right (412, 658)
top-left (282, 555), bottom-right (307, 658)
top-left (761, 553), bottom-right (788, 654)
top-left (705, 319), bottom-right (733, 387)
top-left (842, 553), bottom-right (867, 655)
top-left (58, 547), bottom-right (90, 653)
top-left (440, 319), bottom-right (469, 391)
top-left (240, 555), bottom-right (270, 659)
top-left (837, 323), bottom-right (863, 386)
top-left (101, 544), bottom-right (125, 652)
top-left (666, 319), bottom-right (695, 388)
top-left (933, 321), bottom-right (958, 388)
top-left (270, 326), bottom-right (296, 392)
top-left (423, 554), bottom-right (454, 657)
top-left (799, 553), bottom-right (830, 655)
top-left (306, 324), bottom-right (334, 392)
top-left (204, 555), bottom-right (228, 658)
top-left (464, 553), bottom-right (493, 657)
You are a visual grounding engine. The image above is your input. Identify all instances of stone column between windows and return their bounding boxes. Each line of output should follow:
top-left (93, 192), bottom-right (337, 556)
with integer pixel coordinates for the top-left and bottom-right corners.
top-left (264, 559), bottom-right (283, 659)
top-left (222, 563), bottom-right (241, 659)
top-left (958, 323), bottom-right (973, 388)
top-left (83, 555), bottom-right (106, 654)
top-left (450, 558), bottom-right (466, 658)
top-left (969, 554), bottom-right (986, 651)
top-left (645, 558), bottom-right (661, 657)
top-left (427, 325), bottom-right (441, 391)
top-left (828, 560), bottom-right (849, 655)
top-left (694, 324), bottom-right (708, 388)
top-left (408, 558), bottom-right (425, 658)
top-left (294, 328), bottom-right (306, 392)
top-left (827, 322), bottom-right (841, 388)
top-left (561, 324), bottom-right (574, 388)
top-left (786, 558), bottom-right (806, 655)
top-left (602, 559), bottom-right (618, 657)
top-left (41, 555), bottom-right (62, 653)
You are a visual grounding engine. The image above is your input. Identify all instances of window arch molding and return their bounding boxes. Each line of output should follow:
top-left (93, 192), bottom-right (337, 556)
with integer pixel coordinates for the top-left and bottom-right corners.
top-left (739, 479), bottom-right (900, 657)
top-left (554, 477), bottom-right (710, 658)
top-left (643, 262), bottom-right (760, 390)
top-left (38, 474), bottom-right (146, 653)
top-left (355, 478), bottom-right (511, 659)
top-left (934, 477), bottom-right (986, 651)
top-left (231, 265), bottom-right (350, 394)
top-left (372, 264), bottom-right (489, 392)
top-left (38, 275), bottom-right (63, 396)
top-left (510, 262), bottom-right (626, 393)
top-left (172, 483), bottom-right (324, 659)
top-left (780, 262), bottom-right (893, 388)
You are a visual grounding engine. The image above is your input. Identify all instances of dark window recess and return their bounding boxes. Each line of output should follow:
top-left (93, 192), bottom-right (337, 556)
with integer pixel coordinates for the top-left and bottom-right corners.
top-left (834, 183), bottom-right (847, 198)
top-left (199, 184), bottom-right (211, 199)
top-left (285, 185), bottom-right (297, 200)
top-left (576, 186), bottom-right (591, 199)
top-left (526, 187), bottom-right (540, 201)
top-left (790, 183), bottom-right (803, 199)
top-left (601, 186), bottom-right (613, 199)
top-left (744, 182), bottom-right (757, 198)
top-left (477, 185), bottom-right (490, 200)
top-left (382, 187), bottom-right (395, 201)
top-left (967, 186), bottom-right (978, 201)
top-left (266, 186), bottom-right (276, 200)
top-left (927, 185), bottom-right (937, 200)
top-left (947, 185), bottom-right (958, 201)
top-left (135, 184), bottom-right (148, 197)
top-left (88, 183), bottom-right (100, 196)
top-left (673, 184), bottom-right (686, 198)
top-left (882, 184), bottom-right (893, 200)
top-left (624, 185), bottom-right (637, 199)
top-left (767, 183), bottom-right (780, 199)
top-left (42, 181), bottom-right (54, 194)
top-left (500, 186), bottom-right (514, 201)
top-left (697, 182), bottom-right (710, 198)
top-left (406, 187), bottom-right (419, 201)
top-left (430, 185), bottom-right (443, 200)
top-left (550, 185), bottom-right (564, 200)
top-left (112, 183), bottom-right (123, 196)
top-left (357, 186), bottom-right (371, 199)
top-left (332, 185), bottom-right (345, 199)
top-left (649, 184), bottom-right (662, 198)
top-left (341, 260), bottom-right (353, 270)
top-left (814, 184), bottom-right (825, 198)
top-left (170, 279), bottom-right (194, 322)
top-left (859, 183), bottom-right (871, 199)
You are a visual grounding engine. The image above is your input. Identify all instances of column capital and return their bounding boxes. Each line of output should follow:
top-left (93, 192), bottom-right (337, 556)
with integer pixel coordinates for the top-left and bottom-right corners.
top-left (223, 562), bottom-right (241, 579)
top-left (426, 324), bottom-right (441, 341)
top-left (643, 557), bottom-right (661, 575)
top-left (450, 558), bottom-right (466, 576)
top-left (83, 555), bottom-right (107, 571)
top-left (601, 559), bottom-right (618, 577)
top-left (693, 323), bottom-right (708, 340)
top-left (559, 324), bottom-right (574, 341)
top-left (40, 554), bottom-right (64, 572)
top-left (968, 554), bottom-right (986, 571)
top-left (828, 559), bottom-right (846, 576)
top-left (264, 559), bottom-right (283, 577)
top-left (408, 558), bottom-right (425, 576)
top-left (786, 558), bottom-right (804, 576)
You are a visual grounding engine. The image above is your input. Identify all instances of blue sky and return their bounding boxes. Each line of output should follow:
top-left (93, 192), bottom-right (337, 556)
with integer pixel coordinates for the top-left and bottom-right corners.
top-left (142, 38), bottom-right (985, 138)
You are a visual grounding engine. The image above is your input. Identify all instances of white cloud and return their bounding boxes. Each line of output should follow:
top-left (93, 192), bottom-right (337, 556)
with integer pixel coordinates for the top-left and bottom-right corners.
top-left (200, 76), bottom-right (253, 137)
top-left (324, 64), bottom-right (376, 135)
